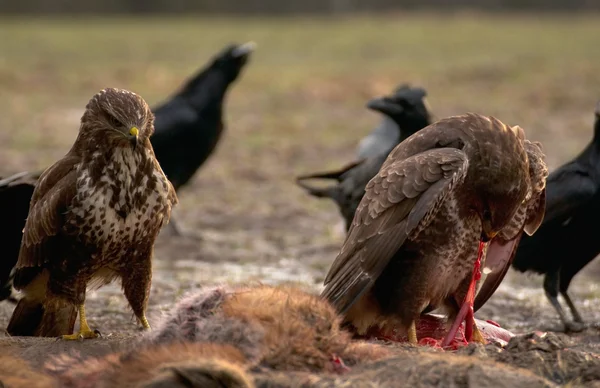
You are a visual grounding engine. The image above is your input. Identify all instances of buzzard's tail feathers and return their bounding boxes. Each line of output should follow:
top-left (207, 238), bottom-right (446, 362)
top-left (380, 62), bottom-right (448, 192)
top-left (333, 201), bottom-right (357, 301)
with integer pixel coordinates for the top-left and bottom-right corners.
top-left (7, 294), bottom-right (77, 337)
top-left (6, 297), bottom-right (44, 336)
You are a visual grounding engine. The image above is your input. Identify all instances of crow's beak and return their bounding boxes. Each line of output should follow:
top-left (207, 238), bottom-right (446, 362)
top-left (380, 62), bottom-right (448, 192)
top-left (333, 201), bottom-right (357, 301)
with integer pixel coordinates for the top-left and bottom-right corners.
top-left (129, 126), bottom-right (139, 150)
top-left (366, 97), bottom-right (391, 112)
top-left (232, 41), bottom-right (257, 57)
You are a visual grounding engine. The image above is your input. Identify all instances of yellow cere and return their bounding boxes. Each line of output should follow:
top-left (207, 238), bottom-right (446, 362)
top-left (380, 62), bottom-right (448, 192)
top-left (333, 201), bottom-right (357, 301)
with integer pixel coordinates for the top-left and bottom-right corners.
top-left (130, 126), bottom-right (139, 136)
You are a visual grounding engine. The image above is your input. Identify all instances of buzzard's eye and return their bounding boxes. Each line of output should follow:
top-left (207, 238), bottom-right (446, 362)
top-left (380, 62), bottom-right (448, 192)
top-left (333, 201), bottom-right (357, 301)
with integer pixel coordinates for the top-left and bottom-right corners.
top-left (107, 115), bottom-right (122, 128)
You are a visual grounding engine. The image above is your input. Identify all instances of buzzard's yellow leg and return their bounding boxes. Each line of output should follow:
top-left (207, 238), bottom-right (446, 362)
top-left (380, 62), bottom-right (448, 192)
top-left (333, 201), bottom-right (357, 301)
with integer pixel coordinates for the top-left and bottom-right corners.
top-left (62, 304), bottom-right (99, 340)
top-left (139, 315), bottom-right (151, 330)
top-left (471, 322), bottom-right (487, 344)
top-left (407, 320), bottom-right (418, 344)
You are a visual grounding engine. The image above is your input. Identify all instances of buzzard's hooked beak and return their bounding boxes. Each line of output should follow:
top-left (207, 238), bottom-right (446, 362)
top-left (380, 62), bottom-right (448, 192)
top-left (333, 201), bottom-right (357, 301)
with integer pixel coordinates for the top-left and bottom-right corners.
top-left (480, 218), bottom-right (498, 242)
top-left (481, 230), bottom-right (498, 242)
top-left (129, 127), bottom-right (139, 150)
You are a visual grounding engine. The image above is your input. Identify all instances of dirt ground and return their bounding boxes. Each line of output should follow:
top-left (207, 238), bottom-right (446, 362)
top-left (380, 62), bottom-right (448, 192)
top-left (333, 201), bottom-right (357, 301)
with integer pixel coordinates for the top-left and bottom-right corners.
top-left (1, 13), bottom-right (600, 387)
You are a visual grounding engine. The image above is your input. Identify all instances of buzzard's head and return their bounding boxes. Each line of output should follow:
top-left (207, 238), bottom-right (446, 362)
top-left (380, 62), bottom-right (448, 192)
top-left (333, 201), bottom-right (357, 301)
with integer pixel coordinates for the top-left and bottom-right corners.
top-left (469, 117), bottom-right (531, 241)
top-left (80, 88), bottom-right (154, 150)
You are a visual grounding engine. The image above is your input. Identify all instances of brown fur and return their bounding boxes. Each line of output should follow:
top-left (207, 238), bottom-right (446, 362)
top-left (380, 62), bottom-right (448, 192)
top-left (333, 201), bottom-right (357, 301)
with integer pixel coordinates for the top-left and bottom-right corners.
top-left (48, 342), bottom-right (252, 388)
top-left (222, 285), bottom-right (391, 372)
top-left (0, 355), bottom-right (58, 388)
top-left (146, 285), bottom-right (390, 374)
top-left (145, 286), bottom-right (266, 362)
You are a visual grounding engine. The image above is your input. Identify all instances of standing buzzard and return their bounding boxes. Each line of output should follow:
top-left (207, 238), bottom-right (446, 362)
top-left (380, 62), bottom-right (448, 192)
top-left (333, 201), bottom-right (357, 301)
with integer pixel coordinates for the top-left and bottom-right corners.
top-left (7, 88), bottom-right (178, 339)
top-left (322, 114), bottom-right (547, 346)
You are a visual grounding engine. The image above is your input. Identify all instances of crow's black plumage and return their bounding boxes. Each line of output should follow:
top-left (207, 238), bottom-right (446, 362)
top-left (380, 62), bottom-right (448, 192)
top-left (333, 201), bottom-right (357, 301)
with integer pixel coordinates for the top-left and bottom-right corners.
top-left (296, 86), bottom-right (433, 231)
top-left (512, 102), bottom-right (600, 332)
top-left (0, 170), bottom-right (41, 303)
top-left (356, 84), bottom-right (432, 159)
top-left (151, 42), bottom-right (255, 235)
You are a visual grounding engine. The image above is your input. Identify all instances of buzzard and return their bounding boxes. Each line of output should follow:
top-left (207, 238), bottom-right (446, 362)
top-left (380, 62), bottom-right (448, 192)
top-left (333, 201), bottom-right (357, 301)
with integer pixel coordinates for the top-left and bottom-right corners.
top-left (6, 88), bottom-right (178, 339)
top-left (296, 86), bottom-right (433, 231)
top-left (321, 114), bottom-right (547, 346)
top-left (512, 101), bottom-right (600, 332)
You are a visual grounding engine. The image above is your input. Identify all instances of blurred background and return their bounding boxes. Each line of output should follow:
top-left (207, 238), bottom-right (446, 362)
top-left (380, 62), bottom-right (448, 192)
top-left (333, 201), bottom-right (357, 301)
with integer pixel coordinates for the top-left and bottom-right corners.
top-left (1, 2), bottom-right (599, 334)
top-left (2, 0), bottom-right (600, 14)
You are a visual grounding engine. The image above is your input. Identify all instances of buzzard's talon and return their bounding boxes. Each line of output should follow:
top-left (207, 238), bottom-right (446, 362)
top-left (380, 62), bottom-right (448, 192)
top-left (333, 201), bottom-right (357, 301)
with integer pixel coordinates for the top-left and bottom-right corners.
top-left (62, 329), bottom-right (99, 341)
top-left (407, 320), bottom-right (418, 344)
top-left (61, 304), bottom-right (99, 341)
top-left (471, 325), bottom-right (486, 344)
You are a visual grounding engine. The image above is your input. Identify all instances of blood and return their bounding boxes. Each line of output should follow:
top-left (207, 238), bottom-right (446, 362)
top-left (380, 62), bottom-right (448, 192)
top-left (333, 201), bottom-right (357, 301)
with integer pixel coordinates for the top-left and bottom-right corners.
top-left (442, 240), bottom-right (486, 347)
top-left (331, 354), bottom-right (351, 373)
top-left (486, 319), bottom-right (501, 328)
top-left (354, 313), bottom-right (514, 351)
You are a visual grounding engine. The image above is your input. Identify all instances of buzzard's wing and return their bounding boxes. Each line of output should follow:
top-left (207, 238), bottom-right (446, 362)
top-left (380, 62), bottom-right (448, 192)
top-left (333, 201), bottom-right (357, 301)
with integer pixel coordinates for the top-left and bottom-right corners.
top-left (17, 156), bottom-right (79, 269)
top-left (322, 147), bottom-right (469, 314)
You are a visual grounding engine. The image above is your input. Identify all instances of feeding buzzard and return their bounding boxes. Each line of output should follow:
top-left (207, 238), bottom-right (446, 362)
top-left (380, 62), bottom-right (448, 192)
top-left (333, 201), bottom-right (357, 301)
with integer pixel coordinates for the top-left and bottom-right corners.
top-left (322, 114), bottom-right (547, 346)
top-left (7, 88), bottom-right (178, 339)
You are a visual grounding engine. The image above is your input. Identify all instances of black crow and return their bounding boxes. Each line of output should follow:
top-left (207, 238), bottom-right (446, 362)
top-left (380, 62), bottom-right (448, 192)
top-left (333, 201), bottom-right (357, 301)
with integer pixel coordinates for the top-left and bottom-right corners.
top-left (0, 170), bottom-right (41, 303)
top-left (355, 84), bottom-right (432, 159)
top-left (296, 86), bottom-right (433, 231)
top-left (512, 102), bottom-right (600, 332)
top-left (151, 42), bottom-right (255, 236)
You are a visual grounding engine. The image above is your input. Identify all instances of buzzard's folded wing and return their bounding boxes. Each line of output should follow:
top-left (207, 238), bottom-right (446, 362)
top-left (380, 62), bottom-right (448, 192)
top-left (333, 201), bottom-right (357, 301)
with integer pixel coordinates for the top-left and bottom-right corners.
top-left (322, 147), bottom-right (469, 314)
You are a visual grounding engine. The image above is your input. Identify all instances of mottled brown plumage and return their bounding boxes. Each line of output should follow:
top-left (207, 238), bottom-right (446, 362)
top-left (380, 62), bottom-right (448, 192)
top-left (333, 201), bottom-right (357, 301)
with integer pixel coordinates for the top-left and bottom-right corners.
top-left (321, 113), bottom-right (547, 345)
top-left (7, 88), bottom-right (178, 339)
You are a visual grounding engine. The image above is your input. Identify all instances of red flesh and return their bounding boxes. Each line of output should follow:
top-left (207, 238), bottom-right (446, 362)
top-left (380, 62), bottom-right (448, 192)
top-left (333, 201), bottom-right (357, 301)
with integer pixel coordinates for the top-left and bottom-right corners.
top-left (359, 313), bottom-right (514, 350)
top-left (441, 240), bottom-right (486, 347)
